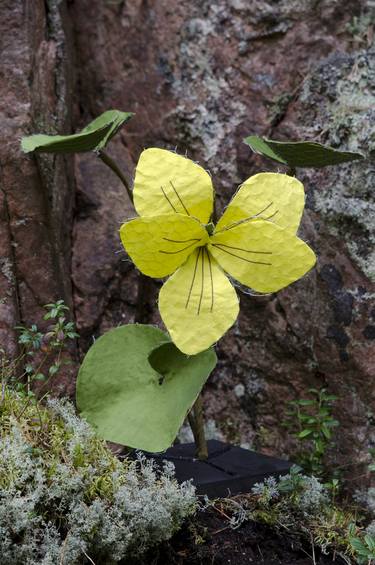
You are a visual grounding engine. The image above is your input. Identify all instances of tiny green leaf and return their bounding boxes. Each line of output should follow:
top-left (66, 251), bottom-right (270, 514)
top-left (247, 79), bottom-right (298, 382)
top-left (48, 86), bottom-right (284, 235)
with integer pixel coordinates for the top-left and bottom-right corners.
top-left (244, 135), bottom-right (365, 168)
top-left (296, 399), bottom-right (315, 406)
top-left (21, 110), bottom-right (133, 154)
top-left (34, 373), bottom-right (46, 381)
top-left (297, 429), bottom-right (313, 438)
top-left (48, 364), bottom-right (60, 376)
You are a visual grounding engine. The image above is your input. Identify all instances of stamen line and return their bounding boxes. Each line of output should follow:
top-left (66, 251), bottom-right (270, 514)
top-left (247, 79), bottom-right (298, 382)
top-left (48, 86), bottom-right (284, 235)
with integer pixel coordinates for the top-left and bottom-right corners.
top-left (206, 249), bottom-right (214, 312)
top-left (170, 181), bottom-right (190, 215)
top-left (212, 244), bottom-right (272, 265)
top-left (160, 185), bottom-right (178, 212)
top-left (263, 210), bottom-right (279, 221)
top-left (186, 249), bottom-right (201, 309)
top-left (212, 243), bottom-right (272, 255)
top-left (197, 248), bottom-right (205, 315)
top-left (163, 237), bottom-right (201, 243)
top-left (159, 241), bottom-right (199, 254)
top-left (216, 202), bottom-right (274, 233)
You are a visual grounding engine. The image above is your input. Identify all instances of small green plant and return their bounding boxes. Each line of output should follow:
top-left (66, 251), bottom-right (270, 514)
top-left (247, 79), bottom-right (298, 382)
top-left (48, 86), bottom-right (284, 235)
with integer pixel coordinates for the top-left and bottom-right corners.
top-left (368, 448), bottom-right (375, 472)
top-left (324, 478), bottom-right (341, 504)
top-left (349, 525), bottom-right (375, 564)
top-left (284, 388), bottom-right (339, 476)
top-left (1, 300), bottom-right (78, 400)
top-left (210, 467), bottom-right (364, 563)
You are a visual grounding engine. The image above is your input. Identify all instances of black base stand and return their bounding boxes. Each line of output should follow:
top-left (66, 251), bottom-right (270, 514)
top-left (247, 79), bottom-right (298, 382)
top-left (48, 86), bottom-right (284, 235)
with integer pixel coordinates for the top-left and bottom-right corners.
top-left (148, 440), bottom-right (292, 498)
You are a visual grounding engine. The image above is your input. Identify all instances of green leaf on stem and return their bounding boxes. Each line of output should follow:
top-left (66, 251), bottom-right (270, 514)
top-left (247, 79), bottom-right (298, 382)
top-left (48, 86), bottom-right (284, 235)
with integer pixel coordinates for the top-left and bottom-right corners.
top-left (244, 135), bottom-right (365, 168)
top-left (76, 324), bottom-right (217, 452)
top-left (21, 110), bottom-right (134, 154)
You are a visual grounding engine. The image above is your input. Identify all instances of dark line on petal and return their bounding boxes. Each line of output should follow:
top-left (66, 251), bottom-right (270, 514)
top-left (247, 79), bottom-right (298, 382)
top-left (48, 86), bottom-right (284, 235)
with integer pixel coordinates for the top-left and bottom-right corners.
top-left (212, 244), bottom-right (272, 265)
top-left (163, 237), bottom-right (201, 243)
top-left (170, 181), bottom-right (190, 215)
top-left (212, 243), bottom-right (272, 255)
top-left (197, 248), bottom-right (205, 315)
top-left (206, 249), bottom-right (214, 313)
top-left (216, 202), bottom-right (273, 233)
top-left (254, 201), bottom-right (273, 217)
top-left (263, 210), bottom-right (279, 221)
top-left (186, 249), bottom-right (201, 309)
top-left (159, 241), bottom-right (200, 254)
top-left (160, 185), bottom-right (178, 212)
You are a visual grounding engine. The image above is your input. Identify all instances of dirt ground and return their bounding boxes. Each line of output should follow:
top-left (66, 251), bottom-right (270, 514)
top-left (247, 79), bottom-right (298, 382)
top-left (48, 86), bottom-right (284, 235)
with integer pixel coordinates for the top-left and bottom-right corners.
top-left (138, 508), bottom-right (348, 565)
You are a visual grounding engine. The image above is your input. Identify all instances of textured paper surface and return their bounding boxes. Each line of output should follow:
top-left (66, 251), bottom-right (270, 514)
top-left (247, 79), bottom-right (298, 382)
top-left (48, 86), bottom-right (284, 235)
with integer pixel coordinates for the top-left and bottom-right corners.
top-left (119, 150), bottom-right (317, 355)
top-left (215, 172), bottom-right (305, 235)
top-left (120, 213), bottom-right (208, 278)
top-left (209, 219), bottom-right (316, 293)
top-left (76, 325), bottom-right (217, 452)
top-left (133, 148), bottom-right (214, 223)
top-left (21, 110), bottom-right (133, 153)
top-left (244, 136), bottom-right (364, 168)
top-left (159, 249), bottom-right (239, 355)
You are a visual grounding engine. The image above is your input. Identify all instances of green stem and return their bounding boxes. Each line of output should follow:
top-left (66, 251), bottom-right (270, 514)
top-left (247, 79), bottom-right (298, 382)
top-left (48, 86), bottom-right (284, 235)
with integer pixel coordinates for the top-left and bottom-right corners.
top-left (212, 191), bottom-right (218, 224)
top-left (189, 395), bottom-right (208, 460)
top-left (98, 150), bottom-right (134, 205)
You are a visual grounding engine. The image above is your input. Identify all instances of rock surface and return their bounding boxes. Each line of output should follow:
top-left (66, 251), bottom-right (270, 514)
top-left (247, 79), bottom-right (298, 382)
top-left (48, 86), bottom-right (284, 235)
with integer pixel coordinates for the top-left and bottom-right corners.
top-left (1, 0), bottom-right (374, 477)
top-left (0, 1), bottom-right (77, 393)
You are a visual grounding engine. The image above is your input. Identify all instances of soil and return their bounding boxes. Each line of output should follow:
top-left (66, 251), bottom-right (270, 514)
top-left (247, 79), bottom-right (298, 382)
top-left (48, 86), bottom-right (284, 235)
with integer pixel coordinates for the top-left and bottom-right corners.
top-left (138, 508), bottom-right (348, 565)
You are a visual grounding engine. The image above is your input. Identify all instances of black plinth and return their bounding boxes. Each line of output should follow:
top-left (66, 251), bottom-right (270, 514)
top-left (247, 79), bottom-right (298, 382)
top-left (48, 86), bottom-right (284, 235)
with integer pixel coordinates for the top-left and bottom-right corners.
top-left (147, 440), bottom-right (292, 498)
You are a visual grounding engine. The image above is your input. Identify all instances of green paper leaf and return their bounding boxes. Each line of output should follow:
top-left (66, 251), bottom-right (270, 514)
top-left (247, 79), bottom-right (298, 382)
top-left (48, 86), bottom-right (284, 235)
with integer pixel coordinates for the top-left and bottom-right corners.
top-left (76, 324), bottom-right (217, 452)
top-left (21, 109), bottom-right (133, 154)
top-left (244, 136), bottom-right (365, 168)
top-left (148, 341), bottom-right (189, 379)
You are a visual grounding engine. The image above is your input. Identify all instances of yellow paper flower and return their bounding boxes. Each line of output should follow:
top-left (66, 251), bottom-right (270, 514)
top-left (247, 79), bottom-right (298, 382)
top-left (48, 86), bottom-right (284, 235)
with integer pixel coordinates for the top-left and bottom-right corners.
top-left (120, 148), bottom-right (316, 355)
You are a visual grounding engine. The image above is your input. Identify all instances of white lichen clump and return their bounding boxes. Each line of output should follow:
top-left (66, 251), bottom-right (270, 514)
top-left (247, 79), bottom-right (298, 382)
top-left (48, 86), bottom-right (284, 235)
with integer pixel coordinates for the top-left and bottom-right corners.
top-left (0, 393), bottom-right (196, 565)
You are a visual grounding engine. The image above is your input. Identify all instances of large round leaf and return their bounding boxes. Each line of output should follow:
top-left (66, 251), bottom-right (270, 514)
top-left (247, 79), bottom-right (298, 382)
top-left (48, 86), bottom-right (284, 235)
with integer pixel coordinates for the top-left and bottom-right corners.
top-left (76, 324), bottom-right (217, 452)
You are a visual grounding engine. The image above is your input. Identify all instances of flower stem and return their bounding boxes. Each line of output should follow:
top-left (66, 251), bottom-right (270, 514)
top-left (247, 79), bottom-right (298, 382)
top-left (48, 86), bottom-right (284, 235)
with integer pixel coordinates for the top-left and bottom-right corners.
top-left (98, 149), bottom-right (209, 460)
top-left (98, 150), bottom-right (134, 206)
top-left (189, 394), bottom-right (208, 460)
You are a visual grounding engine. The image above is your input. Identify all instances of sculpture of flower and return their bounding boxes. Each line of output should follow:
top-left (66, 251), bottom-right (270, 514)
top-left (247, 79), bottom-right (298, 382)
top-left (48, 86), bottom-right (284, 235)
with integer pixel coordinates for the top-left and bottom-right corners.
top-left (120, 149), bottom-right (316, 355)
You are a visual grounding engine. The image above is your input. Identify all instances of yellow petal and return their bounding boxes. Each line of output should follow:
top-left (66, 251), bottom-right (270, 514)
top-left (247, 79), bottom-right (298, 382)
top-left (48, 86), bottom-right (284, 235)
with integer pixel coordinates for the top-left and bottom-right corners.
top-left (120, 214), bottom-right (209, 278)
top-left (209, 219), bottom-right (316, 293)
top-left (215, 172), bottom-right (305, 235)
top-left (133, 148), bottom-right (214, 223)
top-left (159, 248), bottom-right (239, 355)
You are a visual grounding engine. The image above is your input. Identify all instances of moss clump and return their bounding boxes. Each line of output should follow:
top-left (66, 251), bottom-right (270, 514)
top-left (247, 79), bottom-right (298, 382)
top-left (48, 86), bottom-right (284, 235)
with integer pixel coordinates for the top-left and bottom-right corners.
top-left (0, 389), bottom-right (196, 565)
top-left (210, 467), bottom-right (370, 564)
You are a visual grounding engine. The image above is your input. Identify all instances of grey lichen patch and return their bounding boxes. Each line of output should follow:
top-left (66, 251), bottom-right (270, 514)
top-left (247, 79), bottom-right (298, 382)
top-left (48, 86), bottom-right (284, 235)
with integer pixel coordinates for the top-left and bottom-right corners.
top-left (298, 47), bottom-right (375, 280)
top-left (0, 258), bottom-right (15, 288)
top-left (346, 8), bottom-right (375, 48)
top-left (245, 368), bottom-right (266, 396)
top-left (169, 8), bottom-right (246, 181)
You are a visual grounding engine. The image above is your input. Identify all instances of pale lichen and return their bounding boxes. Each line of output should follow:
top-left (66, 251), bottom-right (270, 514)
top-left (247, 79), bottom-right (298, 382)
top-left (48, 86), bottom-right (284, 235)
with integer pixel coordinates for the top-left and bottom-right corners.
top-left (298, 47), bottom-right (375, 280)
top-left (0, 391), bottom-right (197, 565)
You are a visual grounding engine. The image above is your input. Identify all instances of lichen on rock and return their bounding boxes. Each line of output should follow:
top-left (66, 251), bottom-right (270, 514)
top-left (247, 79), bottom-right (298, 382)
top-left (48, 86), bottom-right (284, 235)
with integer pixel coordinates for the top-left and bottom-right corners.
top-left (297, 47), bottom-right (375, 280)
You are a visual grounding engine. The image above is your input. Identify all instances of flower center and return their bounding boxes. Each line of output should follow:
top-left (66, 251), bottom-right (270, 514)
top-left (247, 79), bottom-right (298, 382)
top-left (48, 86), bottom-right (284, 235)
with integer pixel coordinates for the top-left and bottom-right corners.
top-left (205, 222), bottom-right (215, 236)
